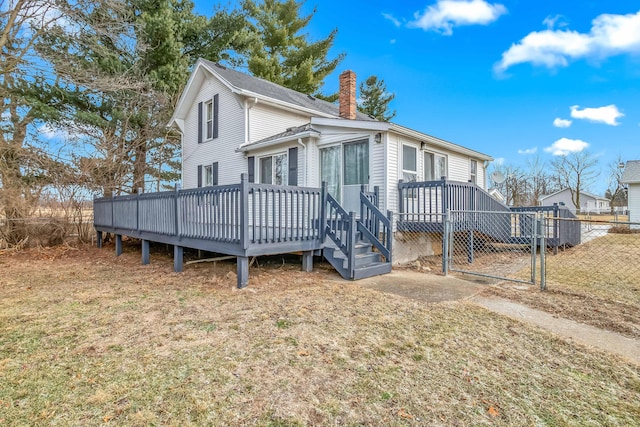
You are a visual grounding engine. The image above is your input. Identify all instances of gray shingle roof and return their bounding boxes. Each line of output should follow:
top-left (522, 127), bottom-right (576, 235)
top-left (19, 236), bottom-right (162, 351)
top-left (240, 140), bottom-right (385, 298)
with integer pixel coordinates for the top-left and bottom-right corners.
top-left (621, 160), bottom-right (640, 184)
top-left (201, 59), bottom-right (374, 121)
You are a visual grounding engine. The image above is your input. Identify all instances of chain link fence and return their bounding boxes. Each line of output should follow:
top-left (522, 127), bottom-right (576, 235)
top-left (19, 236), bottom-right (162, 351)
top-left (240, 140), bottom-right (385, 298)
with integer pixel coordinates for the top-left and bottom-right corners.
top-left (447, 210), bottom-right (538, 285)
top-left (543, 216), bottom-right (640, 291)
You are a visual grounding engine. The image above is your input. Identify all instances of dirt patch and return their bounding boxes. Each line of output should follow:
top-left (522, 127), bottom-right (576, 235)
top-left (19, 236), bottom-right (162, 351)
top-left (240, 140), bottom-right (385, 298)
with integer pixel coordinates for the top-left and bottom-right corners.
top-left (482, 284), bottom-right (640, 339)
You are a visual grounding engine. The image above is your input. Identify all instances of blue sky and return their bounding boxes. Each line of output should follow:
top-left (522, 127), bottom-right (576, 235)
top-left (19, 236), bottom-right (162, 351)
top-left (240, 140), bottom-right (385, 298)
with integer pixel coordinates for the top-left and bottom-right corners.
top-left (196, 0), bottom-right (640, 194)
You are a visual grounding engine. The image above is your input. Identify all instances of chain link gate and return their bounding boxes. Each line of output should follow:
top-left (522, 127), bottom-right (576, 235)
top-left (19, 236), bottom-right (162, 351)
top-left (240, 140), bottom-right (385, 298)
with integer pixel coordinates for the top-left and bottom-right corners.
top-left (444, 210), bottom-right (544, 286)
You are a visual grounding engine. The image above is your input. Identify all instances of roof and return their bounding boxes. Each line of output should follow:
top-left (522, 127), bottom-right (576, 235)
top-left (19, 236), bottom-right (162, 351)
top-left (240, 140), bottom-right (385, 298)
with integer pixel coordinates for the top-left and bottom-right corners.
top-left (621, 160), bottom-right (640, 184)
top-left (540, 188), bottom-right (610, 202)
top-left (239, 123), bottom-right (320, 151)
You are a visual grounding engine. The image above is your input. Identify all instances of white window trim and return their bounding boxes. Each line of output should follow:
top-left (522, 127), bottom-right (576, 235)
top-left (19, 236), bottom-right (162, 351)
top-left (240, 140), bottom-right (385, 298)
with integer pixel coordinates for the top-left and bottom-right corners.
top-left (423, 150), bottom-right (447, 181)
top-left (402, 144), bottom-right (417, 182)
top-left (205, 99), bottom-right (214, 140)
top-left (203, 164), bottom-right (213, 187)
top-left (258, 152), bottom-right (288, 185)
top-left (470, 159), bottom-right (478, 184)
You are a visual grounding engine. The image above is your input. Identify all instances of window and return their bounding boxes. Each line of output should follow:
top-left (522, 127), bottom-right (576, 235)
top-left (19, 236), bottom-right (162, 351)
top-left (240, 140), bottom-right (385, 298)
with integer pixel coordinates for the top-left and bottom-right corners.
top-left (402, 144), bottom-right (417, 182)
top-left (259, 153), bottom-right (288, 185)
top-left (470, 159), bottom-right (478, 184)
top-left (424, 152), bottom-right (447, 180)
top-left (204, 165), bottom-right (213, 186)
top-left (205, 100), bottom-right (214, 139)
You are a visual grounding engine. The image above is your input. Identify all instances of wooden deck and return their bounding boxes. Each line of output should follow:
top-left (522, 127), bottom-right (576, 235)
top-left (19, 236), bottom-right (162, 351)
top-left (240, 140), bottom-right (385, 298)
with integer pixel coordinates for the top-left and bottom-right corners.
top-left (94, 176), bottom-right (393, 288)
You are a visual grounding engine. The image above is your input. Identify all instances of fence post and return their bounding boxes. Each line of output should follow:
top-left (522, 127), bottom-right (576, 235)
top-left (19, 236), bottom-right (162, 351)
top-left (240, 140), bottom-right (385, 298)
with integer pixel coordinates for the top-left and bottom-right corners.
top-left (553, 203), bottom-right (559, 255)
top-left (174, 184), bottom-right (180, 238)
top-left (320, 182), bottom-right (328, 242)
top-left (360, 184), bottom-right (366, 223)
top-left (240, 173), bottom-right (249, 250)
top-left (443, 211), bottom-right (449, 275)
top-left (540, 213), bottom-right (546, 291)
top-left (386, 210), bottom-right (393, 264)
top-left (531, 213), bottom-right (537, 285)
top-left (348, 212), bottom-right (357, 279)
top-left (398, 180), bottom-right (404, 216)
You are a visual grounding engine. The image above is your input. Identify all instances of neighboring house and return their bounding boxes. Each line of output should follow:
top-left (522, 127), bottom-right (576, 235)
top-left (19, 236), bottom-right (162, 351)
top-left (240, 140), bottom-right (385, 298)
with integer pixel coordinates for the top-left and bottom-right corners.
top-left (621, 160), bottom-right (640, 227)
top-left (168, 59), bottom-right (492, 215)
top-left (488, 187), bottom-right (506, 204)
top-left (539, 188), bottom-right (610, 214)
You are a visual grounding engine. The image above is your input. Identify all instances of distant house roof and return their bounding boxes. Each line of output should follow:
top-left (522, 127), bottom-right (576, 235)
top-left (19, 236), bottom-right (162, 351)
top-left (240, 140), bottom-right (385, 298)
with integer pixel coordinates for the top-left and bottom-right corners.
top-left (540, 188), bottom-right (609, 202)
top-left (621, 160), bottom-right (640, 184)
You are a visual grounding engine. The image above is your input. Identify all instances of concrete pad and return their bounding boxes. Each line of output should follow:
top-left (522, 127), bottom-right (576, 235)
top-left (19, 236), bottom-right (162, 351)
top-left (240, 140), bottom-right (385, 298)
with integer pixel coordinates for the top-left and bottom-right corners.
top-left (357, 269), bottom-right (484, 303)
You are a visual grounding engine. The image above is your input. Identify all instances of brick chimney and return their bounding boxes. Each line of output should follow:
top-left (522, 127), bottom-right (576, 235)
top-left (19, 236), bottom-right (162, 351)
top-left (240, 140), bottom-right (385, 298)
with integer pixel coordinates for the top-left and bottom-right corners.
top-left (339, 70), bottom-right (356, 120)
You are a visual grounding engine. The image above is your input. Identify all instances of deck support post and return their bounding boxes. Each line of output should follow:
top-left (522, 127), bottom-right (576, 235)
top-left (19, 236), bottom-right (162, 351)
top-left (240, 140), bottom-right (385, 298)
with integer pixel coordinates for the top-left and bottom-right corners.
top-left (302, 250), bottom-right (313, 272)
top-left (142, 240), bottom-right (150, 265)
top-left (115, 234), bottom-right (122, 256)
top-left (174, 245), bottom-right (183, 272)
top-left (237, 256), bottom-right (249, 288)
top-left (96, 231), bottom-right (103, 248)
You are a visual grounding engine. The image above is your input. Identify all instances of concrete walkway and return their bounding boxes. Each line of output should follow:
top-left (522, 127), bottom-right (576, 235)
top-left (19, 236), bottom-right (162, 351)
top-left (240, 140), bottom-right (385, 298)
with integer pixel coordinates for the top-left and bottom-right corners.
top-left (357, 270), bottom-right (640, 365)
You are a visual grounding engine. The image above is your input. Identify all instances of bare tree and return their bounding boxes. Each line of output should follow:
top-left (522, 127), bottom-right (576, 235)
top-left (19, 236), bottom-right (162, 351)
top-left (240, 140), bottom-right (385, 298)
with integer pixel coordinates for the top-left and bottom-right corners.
top-left (489, 163), bottom-right (528, 206)
top-left (525, 155), bottom-right (558, 206)
top-left (550, 151), bottom-right (599, 214)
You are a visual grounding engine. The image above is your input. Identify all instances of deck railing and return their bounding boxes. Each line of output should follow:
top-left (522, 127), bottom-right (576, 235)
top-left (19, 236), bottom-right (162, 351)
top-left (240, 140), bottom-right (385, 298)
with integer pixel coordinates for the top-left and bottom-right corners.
top-left (94, 175), bottom-right (323, 253)
top-left (511, 204), bottom-right (581, 249)
top-left (358, 191), bottom-right (392, 262)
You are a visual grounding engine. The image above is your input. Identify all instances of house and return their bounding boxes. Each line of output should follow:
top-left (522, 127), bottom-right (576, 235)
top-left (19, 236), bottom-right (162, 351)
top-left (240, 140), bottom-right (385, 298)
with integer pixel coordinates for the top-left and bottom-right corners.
top-left (621, 160), bottom-right (640, 227)
top-left (539, 188), bottom-right (610, 214)
top-left (93, 60), bottom-right (499, 288)
top-left (167, 59), bottom-right (492, 216)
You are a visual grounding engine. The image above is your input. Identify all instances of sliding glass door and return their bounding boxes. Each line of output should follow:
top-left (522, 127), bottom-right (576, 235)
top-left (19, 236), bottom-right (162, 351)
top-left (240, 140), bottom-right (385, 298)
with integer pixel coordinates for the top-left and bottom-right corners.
top-left (320, 139), bottom-right (369, 213)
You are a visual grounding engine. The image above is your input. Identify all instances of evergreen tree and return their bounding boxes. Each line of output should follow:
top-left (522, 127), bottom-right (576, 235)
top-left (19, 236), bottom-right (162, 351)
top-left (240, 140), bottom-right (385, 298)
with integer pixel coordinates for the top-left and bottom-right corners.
top-left (242, 0), bottom-right (344, 96)
top-left (357, 75), bottom-right (396, 122)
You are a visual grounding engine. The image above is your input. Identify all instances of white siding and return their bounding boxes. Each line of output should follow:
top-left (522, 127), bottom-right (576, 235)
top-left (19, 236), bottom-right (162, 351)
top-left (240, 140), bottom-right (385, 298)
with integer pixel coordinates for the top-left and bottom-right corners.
top-left (370, 133), bottom-right (385, 210)
top-left (628, 184), bottom-right (640, 226)
top-left (182, 78), bottom-right (246, 188)
top-left (250, 103), bottom-right (309, 143)
top-left (385, 133), bottom-right (399, 213)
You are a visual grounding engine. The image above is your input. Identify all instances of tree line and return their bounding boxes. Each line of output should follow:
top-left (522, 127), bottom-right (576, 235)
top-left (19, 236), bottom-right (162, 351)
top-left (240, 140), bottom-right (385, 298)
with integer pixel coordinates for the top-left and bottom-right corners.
top-left (0, 0), bottom-right (395, 245)
top-left (489, 152), bottom-right (627, 214)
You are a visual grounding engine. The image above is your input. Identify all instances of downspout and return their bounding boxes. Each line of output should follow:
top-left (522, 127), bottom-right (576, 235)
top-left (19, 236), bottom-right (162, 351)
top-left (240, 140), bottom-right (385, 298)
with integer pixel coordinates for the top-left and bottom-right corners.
top-left (244, 97), bottom-right (258, 145)
top-left (297, 138), bottom-right (308, 187)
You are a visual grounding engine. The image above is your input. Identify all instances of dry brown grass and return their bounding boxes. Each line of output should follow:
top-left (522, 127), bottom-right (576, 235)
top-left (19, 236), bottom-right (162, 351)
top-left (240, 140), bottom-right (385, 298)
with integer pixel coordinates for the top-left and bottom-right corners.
top-left (483, 232), bottom-right (640, 338)
top-left (1, 244), bottom-right (639, 426)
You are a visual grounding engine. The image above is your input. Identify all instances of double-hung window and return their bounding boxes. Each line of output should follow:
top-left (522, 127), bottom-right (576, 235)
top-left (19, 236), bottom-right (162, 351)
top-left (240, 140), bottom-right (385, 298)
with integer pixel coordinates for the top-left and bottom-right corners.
top-left (206, 100), bottom-right (214, 139)
top-left (402, 144), bottom-right (417, 182)
top-left (424, 152), bottom-right (447, 180)
top-left (259, 153), bottom-right (288, 185)
top-left (204, 164), bottom-right (213, 186)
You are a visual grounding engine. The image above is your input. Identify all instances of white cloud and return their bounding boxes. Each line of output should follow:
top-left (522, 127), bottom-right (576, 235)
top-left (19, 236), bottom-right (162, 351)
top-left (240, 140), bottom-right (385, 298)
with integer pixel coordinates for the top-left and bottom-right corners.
top-left (553, 118), bottom-right (572, 128)
top-left (570, 104), bottom-right (624, 126)
top-left (408, 0), bottom-right (507, 35)
top-left (382, 13), bottom-right (402, 27)
top-left (517, 147), bottom-right (537, 155)
top-left (493, 157), bottom-right (505, 165)
top-left (542, 15), bottom-right (568, 30)
top-left (495, 10), bottom-right (640, 72)
top-left (544, 138), bottom-right (589, 156)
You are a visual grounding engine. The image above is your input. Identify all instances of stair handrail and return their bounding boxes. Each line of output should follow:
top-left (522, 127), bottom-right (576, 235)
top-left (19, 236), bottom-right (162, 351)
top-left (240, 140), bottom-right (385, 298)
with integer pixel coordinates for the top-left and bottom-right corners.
top-left (325, 192), bottom-right (352, 257)
top-left (358, 191), bottom-right (392, 263)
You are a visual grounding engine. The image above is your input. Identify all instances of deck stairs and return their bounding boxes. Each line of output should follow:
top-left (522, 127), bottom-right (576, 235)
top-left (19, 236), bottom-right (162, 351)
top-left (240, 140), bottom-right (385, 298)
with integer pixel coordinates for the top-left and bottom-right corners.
top-left (323, 238), bottom-right (392, 280)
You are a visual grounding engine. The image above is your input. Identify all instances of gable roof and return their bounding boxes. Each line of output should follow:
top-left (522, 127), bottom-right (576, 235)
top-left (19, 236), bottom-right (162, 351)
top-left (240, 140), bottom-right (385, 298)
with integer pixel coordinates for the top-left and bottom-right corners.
top-left (621, 160), bottom-right (640, 184)
top-left (168, 59), bottom-right (372, 129)
top-left (540, 187), bottom-right (609, 202)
